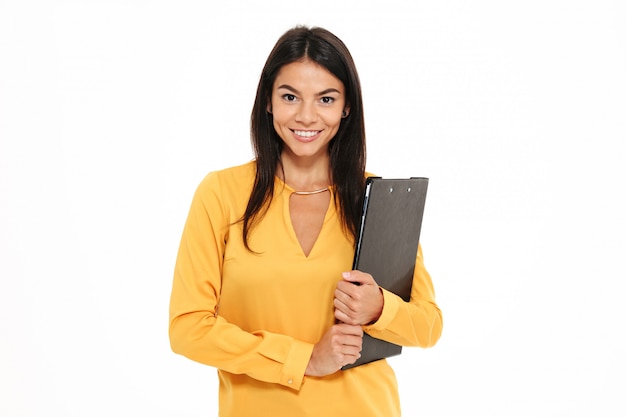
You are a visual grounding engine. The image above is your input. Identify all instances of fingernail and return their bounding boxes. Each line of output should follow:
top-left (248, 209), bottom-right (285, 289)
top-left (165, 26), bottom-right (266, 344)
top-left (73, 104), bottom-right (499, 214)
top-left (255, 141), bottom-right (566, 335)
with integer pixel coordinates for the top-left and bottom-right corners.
top-left (342, 272), bottom-right (350, 279)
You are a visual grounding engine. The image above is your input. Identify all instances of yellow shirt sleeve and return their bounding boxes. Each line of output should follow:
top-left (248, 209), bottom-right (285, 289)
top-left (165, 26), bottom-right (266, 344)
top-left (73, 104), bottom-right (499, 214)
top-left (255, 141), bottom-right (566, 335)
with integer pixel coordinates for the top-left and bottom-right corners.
top-left (363, 245), bottom-right (443, 347)
top-left (168, 169), bottom-right (313, 390)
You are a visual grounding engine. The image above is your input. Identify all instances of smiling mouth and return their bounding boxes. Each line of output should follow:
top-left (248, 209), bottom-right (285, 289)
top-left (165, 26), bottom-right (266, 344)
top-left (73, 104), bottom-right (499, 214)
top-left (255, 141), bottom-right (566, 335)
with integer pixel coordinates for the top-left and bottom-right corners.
top-left (292, 129), bottom-right (321, 138)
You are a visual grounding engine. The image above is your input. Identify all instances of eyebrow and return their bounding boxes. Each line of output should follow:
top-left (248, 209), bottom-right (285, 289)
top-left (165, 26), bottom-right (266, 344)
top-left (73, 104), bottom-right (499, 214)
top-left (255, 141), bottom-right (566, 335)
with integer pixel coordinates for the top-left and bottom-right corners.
top-left (276, 84), bottom-right (342, 96)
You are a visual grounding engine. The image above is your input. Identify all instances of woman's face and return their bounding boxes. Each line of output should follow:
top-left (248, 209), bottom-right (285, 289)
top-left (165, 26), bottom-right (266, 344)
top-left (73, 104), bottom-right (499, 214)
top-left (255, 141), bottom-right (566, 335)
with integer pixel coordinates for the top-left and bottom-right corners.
top-left (269, 59), bottom-right (348, 162)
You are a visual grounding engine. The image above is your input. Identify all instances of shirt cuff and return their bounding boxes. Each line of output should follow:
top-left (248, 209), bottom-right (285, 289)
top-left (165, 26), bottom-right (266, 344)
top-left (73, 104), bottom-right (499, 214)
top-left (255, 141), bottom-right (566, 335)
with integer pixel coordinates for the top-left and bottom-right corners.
top-left (363, 288), bottom-right (399, 333)
top-left (279, 339), bottom-right (314, 390)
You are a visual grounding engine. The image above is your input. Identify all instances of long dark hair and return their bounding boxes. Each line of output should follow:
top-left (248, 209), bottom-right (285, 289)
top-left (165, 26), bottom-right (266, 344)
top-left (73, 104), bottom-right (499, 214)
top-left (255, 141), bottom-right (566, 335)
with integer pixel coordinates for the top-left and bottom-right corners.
top-left (243, 26), bottom-right (366, 251)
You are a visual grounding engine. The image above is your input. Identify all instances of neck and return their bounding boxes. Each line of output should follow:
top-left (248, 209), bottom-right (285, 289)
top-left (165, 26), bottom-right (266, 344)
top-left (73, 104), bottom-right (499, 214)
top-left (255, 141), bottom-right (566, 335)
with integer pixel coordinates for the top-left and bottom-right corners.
top-left (278, 153), bottom-right (331, 192)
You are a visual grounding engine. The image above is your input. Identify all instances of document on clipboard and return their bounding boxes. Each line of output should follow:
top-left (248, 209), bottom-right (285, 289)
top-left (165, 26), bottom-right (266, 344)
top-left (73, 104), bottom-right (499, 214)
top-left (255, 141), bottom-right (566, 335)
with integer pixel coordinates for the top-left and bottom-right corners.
top-left (342, 176), bottom-right (429, 370)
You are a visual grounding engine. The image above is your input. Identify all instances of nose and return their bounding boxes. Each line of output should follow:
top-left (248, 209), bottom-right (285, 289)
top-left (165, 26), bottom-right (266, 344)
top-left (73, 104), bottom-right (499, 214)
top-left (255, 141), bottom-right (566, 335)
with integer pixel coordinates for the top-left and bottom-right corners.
top-left (295, 101), bottom-right (317, 125)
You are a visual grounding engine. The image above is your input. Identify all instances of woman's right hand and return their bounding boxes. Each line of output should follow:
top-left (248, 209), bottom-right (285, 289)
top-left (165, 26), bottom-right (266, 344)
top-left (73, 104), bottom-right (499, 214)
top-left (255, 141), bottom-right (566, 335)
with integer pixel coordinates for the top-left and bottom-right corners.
top-left (304, 323), bottom-right (363, 376)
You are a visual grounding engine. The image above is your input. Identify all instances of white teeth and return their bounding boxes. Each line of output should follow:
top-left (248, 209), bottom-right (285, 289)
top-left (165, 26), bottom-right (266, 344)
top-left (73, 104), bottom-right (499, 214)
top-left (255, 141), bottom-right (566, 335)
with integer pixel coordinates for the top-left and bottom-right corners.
top-left (293, 130), bottom-right (319, 138)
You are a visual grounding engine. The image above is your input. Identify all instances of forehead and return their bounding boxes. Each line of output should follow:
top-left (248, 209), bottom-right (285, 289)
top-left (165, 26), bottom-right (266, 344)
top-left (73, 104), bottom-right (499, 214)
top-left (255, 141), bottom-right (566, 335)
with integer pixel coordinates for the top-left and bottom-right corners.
top-left (273, 60), bottom-right (344, 92)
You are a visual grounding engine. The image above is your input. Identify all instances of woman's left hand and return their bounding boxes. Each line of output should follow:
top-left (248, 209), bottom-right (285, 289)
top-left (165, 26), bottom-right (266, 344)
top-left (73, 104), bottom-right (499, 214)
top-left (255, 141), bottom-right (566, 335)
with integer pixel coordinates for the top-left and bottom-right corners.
top-left (334, 270), bottom-right (384, 326)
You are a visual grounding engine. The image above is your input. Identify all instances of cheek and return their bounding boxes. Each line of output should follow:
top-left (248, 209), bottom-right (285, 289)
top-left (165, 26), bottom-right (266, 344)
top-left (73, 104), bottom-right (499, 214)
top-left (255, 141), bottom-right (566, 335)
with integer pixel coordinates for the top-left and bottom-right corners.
top-left (271, 117), bottom-right (289, 142)
top-left (270, 104), bottom-right (292, 125)
top-left (271, 118), bottom-right (282, 135)
top-left (272, 111), bottom-right (288, 129)
top-left (270, 109), bottom-right (285, 129)
top-left (326, 113), bottom-right (344, 129)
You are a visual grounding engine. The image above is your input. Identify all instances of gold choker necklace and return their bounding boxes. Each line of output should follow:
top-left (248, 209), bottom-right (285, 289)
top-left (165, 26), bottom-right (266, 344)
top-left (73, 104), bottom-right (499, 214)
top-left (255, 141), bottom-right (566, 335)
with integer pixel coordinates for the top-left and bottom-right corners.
top-left (292, 187), bottom-right (329, 195)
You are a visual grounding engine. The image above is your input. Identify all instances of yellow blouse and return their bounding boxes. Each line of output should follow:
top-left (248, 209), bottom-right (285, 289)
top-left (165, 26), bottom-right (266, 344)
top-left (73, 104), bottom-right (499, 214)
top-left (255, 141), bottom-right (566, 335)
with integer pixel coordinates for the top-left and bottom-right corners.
top-left (169, 161), bottom-right (443, 416)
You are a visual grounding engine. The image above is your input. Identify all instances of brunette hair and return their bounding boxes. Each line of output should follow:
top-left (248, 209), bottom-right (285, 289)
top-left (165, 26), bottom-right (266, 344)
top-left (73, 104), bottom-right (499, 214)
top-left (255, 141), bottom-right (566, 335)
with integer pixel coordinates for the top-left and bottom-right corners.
top-left (243, 26), bottom-right (366, 250)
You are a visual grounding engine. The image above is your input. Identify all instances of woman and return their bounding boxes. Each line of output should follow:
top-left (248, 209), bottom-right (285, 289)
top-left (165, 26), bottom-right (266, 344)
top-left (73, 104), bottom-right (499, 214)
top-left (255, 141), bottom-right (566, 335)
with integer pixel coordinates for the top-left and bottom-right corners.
top-left (169, 26), bottom-right (442, 416)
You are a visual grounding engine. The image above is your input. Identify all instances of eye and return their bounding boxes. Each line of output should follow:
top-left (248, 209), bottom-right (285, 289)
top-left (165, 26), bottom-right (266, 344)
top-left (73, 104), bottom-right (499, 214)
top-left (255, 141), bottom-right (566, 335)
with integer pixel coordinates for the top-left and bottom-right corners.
top-left (320, 96), bottom-right (335, 104)
top-left (282, 94), bottom-right (297, 102)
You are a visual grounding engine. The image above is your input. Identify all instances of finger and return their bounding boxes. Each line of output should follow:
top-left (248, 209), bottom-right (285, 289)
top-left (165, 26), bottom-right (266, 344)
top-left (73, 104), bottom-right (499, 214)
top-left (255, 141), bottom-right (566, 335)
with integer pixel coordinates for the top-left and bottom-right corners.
top-left (337, 339), bottom-right (362, 358)
top-left (334, 309), bottom-right (357, 325)
top-left (336, 281), bottom-right (364, 304)
top-left (340, 350), bottom-right (362, 367)
top-left (334, 292), bottom-right (357, 313)
top-left (334, 301), bottom-right (364, 325)
top-left (343, 334), bottom-right (364, 349)
top-left (337, 323), bottom-right (364, 336)
top-left (343, 354), bottom-right (361, 366)
top-left (341, 270), bottom-right (374, 285)
top-left (335, 280), bottom-right (353, 294)
top-left (334, 287), bottom-right (353, 305)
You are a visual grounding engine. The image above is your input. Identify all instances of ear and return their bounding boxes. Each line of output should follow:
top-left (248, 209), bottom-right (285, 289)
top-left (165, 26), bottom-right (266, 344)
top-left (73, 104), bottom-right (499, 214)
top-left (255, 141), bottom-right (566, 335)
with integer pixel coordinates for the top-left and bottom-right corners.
top-left (342, 106), bottom-right (350, 118)
top-left (266, 102), bottom-right (272, 114)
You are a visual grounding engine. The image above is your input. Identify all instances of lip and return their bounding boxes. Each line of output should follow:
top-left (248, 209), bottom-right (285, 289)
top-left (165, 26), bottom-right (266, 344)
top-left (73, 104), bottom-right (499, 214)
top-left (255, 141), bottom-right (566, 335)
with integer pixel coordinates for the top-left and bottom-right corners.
top-left (291, 129), bottom-right (322, 142)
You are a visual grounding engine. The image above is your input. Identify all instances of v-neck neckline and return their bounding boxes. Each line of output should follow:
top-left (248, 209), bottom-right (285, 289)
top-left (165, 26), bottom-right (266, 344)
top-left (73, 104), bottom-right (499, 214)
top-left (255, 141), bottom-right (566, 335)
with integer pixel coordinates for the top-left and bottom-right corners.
top-left (275, 177), bottom-right (335, 258)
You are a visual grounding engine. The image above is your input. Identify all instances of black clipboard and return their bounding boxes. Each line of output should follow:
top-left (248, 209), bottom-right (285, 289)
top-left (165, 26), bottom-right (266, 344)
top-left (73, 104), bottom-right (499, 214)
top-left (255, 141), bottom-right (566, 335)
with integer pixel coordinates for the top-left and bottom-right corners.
top-left (342, 176), bottom-right (429, 370)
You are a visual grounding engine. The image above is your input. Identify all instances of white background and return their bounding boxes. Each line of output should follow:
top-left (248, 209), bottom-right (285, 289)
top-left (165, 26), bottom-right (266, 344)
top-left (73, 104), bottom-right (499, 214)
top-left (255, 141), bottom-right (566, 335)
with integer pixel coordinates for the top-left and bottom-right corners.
top-left (1, 1), bottom-right (625, 416)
